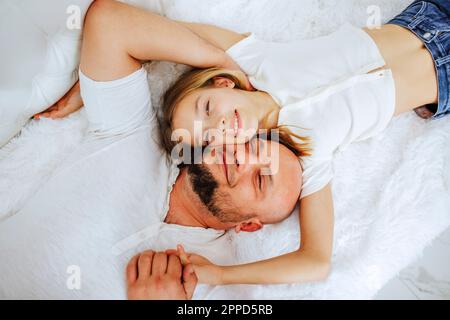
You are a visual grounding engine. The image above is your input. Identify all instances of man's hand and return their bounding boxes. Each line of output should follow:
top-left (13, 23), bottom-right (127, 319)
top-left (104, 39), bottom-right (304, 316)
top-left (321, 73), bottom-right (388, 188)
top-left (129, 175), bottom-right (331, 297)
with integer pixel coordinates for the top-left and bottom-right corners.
top-left (126, 250), bottom-right (197, 300)
top-left (33, 81), bottom-right (83, 119)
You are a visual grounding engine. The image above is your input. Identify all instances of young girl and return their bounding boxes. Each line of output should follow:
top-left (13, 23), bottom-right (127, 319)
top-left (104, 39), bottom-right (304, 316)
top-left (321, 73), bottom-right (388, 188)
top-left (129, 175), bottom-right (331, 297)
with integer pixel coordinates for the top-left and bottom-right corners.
top-left (160, 0), bottom-right (450, 285)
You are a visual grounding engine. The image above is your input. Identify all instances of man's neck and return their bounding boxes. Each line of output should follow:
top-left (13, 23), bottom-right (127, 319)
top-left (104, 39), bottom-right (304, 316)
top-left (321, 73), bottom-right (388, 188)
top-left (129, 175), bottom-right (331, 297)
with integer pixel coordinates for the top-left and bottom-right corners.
top-left (164, 170), bottom-right (209, 228)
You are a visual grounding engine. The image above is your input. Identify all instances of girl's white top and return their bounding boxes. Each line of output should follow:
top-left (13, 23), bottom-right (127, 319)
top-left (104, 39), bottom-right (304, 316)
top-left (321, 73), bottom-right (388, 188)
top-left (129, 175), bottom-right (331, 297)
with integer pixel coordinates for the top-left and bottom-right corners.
top-left (227, 23), bottom-right (396, 198)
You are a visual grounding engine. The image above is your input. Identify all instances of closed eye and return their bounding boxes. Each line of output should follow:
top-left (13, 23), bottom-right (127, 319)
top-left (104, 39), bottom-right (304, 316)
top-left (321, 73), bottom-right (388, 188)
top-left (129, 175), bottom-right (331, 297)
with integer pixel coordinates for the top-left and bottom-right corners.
top-left (204, 130), bottom-right (210, 144)
top-left (258, 172), bottom-right (262, 191)
top-left (205, 100), bottom-right (210, 116)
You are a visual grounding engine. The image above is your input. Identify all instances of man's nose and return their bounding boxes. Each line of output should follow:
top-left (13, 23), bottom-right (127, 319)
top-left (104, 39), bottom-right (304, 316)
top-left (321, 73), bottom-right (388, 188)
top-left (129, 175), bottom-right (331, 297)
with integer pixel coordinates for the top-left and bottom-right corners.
top-left (232, 143), bottom-right (259, 174)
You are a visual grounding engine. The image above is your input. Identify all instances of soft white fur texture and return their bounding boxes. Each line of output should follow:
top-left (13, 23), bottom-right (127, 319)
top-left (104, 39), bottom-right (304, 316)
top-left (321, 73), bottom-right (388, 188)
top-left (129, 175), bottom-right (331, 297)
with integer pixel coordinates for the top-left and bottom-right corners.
top-left (1, 0), bottom-right (449, 299)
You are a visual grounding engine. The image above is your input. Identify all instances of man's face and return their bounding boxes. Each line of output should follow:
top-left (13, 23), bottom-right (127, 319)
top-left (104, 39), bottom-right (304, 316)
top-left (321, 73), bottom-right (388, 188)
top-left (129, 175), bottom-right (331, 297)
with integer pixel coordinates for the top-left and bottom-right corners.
top-left (187, 138), bottom-right (302, 232)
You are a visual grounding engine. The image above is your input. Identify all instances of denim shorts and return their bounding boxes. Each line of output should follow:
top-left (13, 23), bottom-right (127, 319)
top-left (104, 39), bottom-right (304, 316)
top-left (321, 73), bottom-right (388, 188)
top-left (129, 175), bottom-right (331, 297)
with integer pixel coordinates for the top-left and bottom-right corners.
top-left (388, 0), bottom-right (450, 119)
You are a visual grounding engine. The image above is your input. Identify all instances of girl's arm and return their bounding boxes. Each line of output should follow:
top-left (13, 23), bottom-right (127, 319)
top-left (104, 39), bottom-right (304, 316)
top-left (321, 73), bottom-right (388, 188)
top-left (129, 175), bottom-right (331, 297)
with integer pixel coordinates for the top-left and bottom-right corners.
top-left (225, 185), bottom-right (334, 284)
top-left (174, 21), bottom-right (254, 90)
top-left (80, 0), bottom-right (238, 81)
top-left (180, 184), bottom-right (334, 285)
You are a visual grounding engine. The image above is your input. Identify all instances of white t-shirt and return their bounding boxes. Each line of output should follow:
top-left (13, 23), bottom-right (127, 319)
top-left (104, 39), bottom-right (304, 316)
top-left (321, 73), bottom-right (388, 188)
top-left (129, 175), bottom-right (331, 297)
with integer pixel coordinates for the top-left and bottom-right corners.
top-left (227, 23), bottom-right (396, 198)
top-left (0, 67), bottom-right (229, 299)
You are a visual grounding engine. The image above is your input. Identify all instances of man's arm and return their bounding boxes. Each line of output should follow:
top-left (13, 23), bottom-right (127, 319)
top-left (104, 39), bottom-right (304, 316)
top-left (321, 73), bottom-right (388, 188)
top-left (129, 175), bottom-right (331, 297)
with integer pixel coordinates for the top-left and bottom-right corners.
top-left (80, 0), bottom-right (235, 81)
top-left (33, 81), bottom-right (83, 119)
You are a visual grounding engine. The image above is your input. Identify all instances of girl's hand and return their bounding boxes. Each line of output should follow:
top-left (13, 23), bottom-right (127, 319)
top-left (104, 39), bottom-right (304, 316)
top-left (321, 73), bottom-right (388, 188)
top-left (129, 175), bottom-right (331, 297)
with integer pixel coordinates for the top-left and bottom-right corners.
top-left (166, 245), bottom-right (224, 285)
top-left (220, 57), bottom-right (255, 91)
top-left (33, 81), bottom-right (83, 119)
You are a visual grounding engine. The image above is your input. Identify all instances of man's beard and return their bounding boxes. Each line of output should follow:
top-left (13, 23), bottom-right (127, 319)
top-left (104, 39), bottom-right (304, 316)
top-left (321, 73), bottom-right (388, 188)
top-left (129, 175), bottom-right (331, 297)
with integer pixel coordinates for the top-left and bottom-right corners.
top-left (187, 164), bottom-right (241, 223)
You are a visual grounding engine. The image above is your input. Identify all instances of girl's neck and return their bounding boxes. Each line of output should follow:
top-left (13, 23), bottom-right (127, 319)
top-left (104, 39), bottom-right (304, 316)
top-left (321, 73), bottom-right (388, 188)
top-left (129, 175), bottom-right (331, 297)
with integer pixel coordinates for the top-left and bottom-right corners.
top-left (246, 90), bottom-right (280, 129)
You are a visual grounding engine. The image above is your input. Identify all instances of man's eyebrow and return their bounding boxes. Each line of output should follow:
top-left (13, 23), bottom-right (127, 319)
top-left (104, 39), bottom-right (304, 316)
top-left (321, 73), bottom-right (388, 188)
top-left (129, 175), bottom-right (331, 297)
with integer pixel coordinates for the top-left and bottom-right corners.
top-left (268, 173), bottom-right (273, 186)
top-left (260, 140), bottom-right (274, 192)
top-left (250, 136), bottom-right (260, 157)
top-left (256, 139), bottom-right (261, 158)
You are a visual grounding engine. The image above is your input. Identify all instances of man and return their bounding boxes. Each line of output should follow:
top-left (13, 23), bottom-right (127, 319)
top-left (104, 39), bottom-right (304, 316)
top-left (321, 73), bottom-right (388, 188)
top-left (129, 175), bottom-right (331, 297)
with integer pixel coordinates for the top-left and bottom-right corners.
top-left (0, 0), bottom-right (302, 299)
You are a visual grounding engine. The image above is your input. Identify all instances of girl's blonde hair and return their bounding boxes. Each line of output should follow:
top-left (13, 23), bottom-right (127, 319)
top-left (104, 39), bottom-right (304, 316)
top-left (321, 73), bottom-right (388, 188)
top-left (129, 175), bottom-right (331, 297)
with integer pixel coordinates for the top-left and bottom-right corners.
top-left (159, 67), bottom-right (311, 159)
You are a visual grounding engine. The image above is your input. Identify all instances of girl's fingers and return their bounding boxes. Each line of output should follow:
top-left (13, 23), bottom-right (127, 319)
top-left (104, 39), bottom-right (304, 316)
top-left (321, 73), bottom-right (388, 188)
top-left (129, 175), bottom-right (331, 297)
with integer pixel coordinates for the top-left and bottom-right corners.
top-left (177, 244), bottom-right (190, 266)
top-left (244, 79), bottom-right (255, 91)
top-left (182, 263), bottom-right (198, 300)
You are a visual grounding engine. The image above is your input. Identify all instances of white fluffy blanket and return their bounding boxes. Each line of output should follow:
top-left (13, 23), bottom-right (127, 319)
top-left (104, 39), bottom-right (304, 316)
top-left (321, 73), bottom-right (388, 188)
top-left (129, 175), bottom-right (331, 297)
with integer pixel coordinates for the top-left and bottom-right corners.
top-left (1, 0), bottom-right (450, 299)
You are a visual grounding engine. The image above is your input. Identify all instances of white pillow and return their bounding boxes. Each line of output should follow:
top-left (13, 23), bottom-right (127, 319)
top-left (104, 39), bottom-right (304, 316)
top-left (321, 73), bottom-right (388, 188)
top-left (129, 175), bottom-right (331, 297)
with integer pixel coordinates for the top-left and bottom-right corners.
top-left (0, 0), bottom-right (93, 147)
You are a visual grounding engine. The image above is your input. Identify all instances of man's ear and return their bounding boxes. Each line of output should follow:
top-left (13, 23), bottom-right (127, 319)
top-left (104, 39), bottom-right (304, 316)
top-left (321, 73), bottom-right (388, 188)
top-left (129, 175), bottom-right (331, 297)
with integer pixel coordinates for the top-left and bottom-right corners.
top-left (212, 76), bottom-right (236, 89)
top-left (235, 218), bottom-right (263, 233)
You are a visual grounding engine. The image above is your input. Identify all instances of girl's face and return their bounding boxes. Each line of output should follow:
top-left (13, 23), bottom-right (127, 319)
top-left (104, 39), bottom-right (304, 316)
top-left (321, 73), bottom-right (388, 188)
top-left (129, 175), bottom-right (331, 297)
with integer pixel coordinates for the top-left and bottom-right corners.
top-left (172, 79), bottom-right (260, 147)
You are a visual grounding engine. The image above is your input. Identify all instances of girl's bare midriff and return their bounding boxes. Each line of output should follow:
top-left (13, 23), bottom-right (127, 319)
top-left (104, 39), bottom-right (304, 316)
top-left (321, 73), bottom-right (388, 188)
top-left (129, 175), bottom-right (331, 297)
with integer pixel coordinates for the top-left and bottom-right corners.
top-left (364, 24), bottom-right (438, 115)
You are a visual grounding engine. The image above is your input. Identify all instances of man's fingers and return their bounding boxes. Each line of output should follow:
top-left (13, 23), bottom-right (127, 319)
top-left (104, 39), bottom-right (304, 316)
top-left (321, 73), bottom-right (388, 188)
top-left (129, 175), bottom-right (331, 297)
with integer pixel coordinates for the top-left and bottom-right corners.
top-left (33, 80), bottom-right (82, 120)
top-left (151, 252), bottom-right (168, 276)
top-left (49, 109), bottom-right (69, 119)
top-left (137, 250), bottom-right (154, 280)
top-left (33, 105), bottom-right (57, 118)
top-left (126, 254), bottom-right (140, 284)
top-left (167, 254), bottom-right (182, 278)
top-left (165, 249), bottom-right (178, 256)
top-left (182, 263), bottom-right (198, 300)
top-left (44, 105), bottom-right (59, 114)
top-left (50, 103), bottom-right (82, 119)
